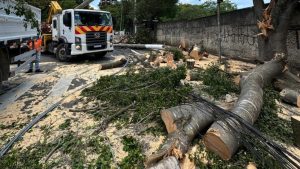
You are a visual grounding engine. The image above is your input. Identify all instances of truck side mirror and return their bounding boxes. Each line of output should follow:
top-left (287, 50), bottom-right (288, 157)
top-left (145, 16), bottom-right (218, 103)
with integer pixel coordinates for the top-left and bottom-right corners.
top-left (63, 12), bottom-right (72, 27)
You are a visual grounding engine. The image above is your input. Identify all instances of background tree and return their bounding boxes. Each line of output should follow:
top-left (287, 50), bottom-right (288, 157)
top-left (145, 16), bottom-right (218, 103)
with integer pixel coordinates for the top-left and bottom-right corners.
top-left (169, 0), bottom-right (237, 21)
top-left (100, 0), bottom-right (134, 32)
top-left (26, 0), bottom-right (84, 21)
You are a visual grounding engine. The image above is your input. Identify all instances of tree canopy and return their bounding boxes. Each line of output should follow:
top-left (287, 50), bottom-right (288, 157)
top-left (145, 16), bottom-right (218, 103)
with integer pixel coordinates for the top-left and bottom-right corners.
top-left (101, 0), bottom-right (237, 32)
top-left (166, 0), bottom-right (237, 21)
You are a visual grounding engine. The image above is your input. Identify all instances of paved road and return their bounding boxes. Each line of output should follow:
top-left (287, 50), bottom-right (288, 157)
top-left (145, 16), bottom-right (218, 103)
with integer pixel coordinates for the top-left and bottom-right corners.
top-left (0, 49), bottom-right (133, 146)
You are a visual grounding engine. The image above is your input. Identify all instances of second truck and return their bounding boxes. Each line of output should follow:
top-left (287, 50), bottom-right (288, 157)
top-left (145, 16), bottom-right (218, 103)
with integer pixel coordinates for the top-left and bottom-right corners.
top-left (43, 1), bottom-right (114, 61)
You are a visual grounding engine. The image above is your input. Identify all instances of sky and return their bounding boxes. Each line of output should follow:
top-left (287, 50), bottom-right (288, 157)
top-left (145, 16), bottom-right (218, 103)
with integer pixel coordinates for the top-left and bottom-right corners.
top-left (90, 0), bottom-right (271, 10)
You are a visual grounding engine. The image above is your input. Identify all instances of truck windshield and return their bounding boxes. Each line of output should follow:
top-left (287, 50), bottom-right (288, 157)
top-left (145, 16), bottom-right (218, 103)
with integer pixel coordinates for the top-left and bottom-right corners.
top-left (75, 11), bottom-right (112, 26)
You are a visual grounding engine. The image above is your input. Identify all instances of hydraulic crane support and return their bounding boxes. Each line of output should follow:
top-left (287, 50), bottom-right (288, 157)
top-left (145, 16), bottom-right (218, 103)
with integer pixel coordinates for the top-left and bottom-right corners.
top-left (47, 1), bottom-right (62, 24)
top-left (75, 0), bottom-right (93, 9)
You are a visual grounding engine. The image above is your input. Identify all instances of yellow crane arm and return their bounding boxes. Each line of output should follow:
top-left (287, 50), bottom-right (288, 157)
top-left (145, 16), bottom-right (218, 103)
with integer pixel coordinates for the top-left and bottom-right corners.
top-left (47, 1), bottom-right (62, 24)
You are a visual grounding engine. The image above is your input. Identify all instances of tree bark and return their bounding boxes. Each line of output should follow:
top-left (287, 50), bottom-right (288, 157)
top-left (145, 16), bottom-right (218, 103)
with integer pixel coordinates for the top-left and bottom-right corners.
top-left (204, 59), bottom-right (285, 160)
top-left (148, 156), bottom-right (181, 169)
top-left (256, 0), bottom-right (297, 61)
top-left (146, 102), bottom-right (215, 168)
top-left (291, 116), bottom-right (300, 148)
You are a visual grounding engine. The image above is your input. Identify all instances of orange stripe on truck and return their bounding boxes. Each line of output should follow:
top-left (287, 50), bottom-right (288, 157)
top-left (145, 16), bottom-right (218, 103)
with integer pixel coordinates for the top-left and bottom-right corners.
top-left (75, 26), bottom-right (113, 34)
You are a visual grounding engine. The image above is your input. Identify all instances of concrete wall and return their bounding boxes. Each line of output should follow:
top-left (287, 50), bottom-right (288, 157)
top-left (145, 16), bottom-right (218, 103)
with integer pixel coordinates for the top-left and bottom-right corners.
top-left (157, 7), bottom-right (300, 70)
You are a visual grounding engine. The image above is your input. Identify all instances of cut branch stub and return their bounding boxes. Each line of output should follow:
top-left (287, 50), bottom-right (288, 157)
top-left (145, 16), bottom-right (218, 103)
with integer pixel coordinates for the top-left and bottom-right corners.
top-left (146, 103), bottom-right (215, 167)
top-left (161, 103), bottom-right (215, 139)
top-left (280, 89), bottom-right (300, 108)
top-left (204, 59), bottom-right (285, 160)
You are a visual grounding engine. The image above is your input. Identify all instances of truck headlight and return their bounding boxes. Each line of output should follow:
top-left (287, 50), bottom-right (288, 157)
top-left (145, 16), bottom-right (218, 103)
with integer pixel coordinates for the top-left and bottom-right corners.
top-left (75, 45), bottom-right (82, 50)
top-left (75, 37), bottom-right (82, 50)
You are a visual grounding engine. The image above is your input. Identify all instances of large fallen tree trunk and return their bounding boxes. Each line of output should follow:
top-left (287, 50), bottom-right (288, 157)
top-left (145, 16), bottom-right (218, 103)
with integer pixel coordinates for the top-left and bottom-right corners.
top-left (146, 102), bottom-right (215, 168)
top-left (203, 59), bottom-right (285, 160)
top-left (203, 0), bottom-right (298, 160)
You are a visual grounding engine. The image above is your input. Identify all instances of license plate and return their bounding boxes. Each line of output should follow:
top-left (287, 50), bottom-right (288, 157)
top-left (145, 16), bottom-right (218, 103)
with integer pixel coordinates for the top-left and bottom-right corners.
top-left (94, 45), bottom-right (102, 48)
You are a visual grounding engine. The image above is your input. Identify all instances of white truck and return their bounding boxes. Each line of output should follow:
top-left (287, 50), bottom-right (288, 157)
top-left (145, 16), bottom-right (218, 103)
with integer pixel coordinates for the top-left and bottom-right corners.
top-left (0, 0), bottom-right (41, 87)
top-left (43, 1), bottom-right (114, 61)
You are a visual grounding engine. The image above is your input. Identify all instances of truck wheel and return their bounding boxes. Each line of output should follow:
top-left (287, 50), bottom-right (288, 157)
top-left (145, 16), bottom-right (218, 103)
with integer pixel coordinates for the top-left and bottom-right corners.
top-left (56, 44), bottom-right (70, 62)
top-left (0, 48), bottom-right (10, 83)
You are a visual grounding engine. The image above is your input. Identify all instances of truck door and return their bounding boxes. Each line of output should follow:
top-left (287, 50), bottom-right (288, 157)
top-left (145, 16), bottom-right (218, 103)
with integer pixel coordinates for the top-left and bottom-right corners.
top-left (52, 18), bottom-right (59, 41)
top-left (62, 10), bottom-right (74, 43)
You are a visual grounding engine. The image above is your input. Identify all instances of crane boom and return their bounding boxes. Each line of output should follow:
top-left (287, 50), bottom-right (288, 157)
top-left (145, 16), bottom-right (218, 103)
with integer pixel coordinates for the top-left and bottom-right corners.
top-left (75, 0), bottom-right (94, 9)
top-left (47, 1), bottom-right (62, 24)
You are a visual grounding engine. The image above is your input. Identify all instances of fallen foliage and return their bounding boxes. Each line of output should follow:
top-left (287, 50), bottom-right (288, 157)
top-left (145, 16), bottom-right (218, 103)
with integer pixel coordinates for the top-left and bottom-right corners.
top-left (82, 66), bottom-right (192, 125)
top-left (192, 64), bottom-right (239, 99)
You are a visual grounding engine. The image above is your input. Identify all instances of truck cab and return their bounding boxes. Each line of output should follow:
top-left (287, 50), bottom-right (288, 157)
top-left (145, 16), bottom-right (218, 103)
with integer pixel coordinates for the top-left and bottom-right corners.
top-left (45, 8), bottom-right (114, 61)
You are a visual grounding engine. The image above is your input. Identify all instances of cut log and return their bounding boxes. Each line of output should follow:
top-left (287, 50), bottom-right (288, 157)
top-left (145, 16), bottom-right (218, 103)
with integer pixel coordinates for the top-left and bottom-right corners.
top-left (100, 58), bottom-right (127, 70)
top-left (204, 59), bottom-right (285, 160)
top-left (291, 116), bottom-right (300, 148)
top-left (146, 102), bottom-right (215, 168)
top-left (280, 89), bottom-right (300, 108)
top-left (189, 45), bottom-right (201, 61)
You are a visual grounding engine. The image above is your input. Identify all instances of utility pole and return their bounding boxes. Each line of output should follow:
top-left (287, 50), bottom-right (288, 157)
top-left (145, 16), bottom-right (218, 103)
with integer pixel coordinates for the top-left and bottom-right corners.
top-left (217, 0), bottom-right (222, 64)
top-left (134, 0), bottom-right (137, 34)
top-left (120, 0), bottom-right (123, 31)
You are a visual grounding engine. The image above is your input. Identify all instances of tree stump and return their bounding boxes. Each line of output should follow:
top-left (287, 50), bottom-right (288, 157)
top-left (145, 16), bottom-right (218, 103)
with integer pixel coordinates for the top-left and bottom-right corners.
top-left (186, 59), bottom-right (195, 70)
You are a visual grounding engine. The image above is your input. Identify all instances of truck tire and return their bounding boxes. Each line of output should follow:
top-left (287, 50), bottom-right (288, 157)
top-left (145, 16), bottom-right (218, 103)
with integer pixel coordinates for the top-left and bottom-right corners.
top-left (56, 44), bottom-right (70, 62)
top-left (0, 48), bottom-right (10, 83)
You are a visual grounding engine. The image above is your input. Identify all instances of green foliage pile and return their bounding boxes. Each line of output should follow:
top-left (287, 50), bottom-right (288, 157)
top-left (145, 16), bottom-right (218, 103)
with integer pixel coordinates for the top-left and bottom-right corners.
top-left (82, 66), bottom-right (191, 124)
top-left (191, 141), bottom-right (280, 169)
top-left (120, 136), bottom-right (145, 168)
top-left (87, 137), bottom-right (114, 168)
top-left (0, 131), bottom-right (114, 169)
top-left (167, 48), bottom-right (184, 61)
top-left (194, 64), bottom-right (239, 99)
top-left (255, 87), bottom-right (293, 144)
